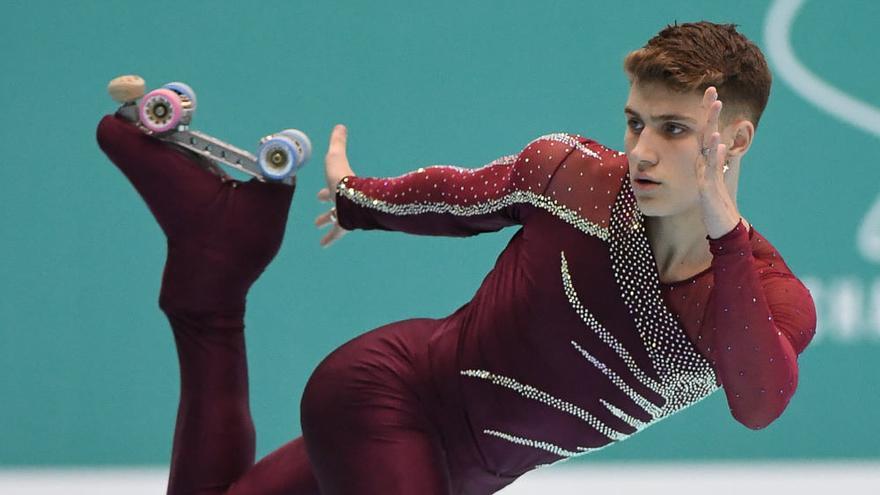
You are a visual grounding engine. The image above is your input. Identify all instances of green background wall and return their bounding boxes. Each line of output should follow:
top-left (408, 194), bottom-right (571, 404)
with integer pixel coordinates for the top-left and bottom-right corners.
top-left (1, 0), bottom-right (877, 465)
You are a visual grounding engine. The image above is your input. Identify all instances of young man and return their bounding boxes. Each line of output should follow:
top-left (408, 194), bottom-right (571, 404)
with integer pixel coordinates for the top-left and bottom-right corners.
top-left (97, 21), bottom-right (816, 495)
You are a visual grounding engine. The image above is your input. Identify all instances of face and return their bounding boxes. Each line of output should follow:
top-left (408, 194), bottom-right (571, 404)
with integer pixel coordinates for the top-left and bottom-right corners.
top-left (623, 81), bottom-right (711, 217)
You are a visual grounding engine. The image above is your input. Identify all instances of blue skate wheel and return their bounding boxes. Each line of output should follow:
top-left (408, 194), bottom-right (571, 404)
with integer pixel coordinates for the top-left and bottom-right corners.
top-left (257, 136), bottom-right (299, 181)
top-left (279, 129), bottom-right (312, 168)
top-left (162, 81), bottom-right (197, 112)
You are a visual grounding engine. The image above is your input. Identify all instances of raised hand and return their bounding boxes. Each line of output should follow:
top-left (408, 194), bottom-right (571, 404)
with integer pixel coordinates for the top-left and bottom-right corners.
top-left (695, 87), bottom-right (744, 239)
top-left (315, 124), bottom-right (355, 247)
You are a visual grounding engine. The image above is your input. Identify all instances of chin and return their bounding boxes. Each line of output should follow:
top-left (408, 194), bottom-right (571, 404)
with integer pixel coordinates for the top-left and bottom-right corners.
top-left (633, 197), bottom-right (664, 217)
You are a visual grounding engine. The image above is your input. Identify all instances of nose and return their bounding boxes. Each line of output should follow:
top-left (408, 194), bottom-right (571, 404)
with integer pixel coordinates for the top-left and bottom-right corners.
top-left (629, 129), bottom-right (658, 169)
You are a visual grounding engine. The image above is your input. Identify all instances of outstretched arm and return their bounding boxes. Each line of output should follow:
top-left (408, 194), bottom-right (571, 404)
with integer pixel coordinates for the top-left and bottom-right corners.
top-left (317, 131), bottom-right (576, 241)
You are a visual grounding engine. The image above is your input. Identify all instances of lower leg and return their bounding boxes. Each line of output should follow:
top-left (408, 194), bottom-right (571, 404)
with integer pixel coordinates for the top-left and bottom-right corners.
top-left (165, 315), bottom-right (323, 495)
top-left (165, 310), bottom-right (256, 495)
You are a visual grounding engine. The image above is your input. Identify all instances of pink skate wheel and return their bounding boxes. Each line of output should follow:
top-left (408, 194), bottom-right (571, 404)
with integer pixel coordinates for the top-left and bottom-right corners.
top-left (138, 88), bottom-right (183, 133)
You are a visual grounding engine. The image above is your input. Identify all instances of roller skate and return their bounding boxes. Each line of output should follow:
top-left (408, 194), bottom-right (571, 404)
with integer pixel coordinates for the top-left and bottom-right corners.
top-left (107, 75), bottom-right (311, 186)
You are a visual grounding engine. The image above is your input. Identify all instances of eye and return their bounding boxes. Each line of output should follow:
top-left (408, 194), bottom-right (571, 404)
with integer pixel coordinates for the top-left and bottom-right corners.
top-left (627, 118), bottom-right (644, 133)
top-left (664, 123), bottom-right (688, 136)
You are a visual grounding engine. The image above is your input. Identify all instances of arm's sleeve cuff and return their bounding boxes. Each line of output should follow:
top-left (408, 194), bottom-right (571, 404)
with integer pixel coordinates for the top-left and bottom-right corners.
top-left (707, 218), bottom-right (750, 256)
top-left (333, 175), bottom-right (359, 231)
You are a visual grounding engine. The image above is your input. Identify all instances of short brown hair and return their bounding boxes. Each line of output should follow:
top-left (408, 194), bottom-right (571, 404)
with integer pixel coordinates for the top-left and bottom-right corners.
top-left (624, 21), bottom-right (772, 128)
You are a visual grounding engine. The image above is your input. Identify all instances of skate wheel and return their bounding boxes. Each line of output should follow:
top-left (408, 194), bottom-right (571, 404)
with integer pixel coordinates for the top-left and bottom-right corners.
top-left (279, 129), bottom-right (312, 167)
top-left (162, 81), bottom-right (198, 113)
top-left (138, 88), bottom-right (183, 133)
top-left (108, 75), bottom-right (145, 103)
top-left (257, 135), bottom-right (300, 181)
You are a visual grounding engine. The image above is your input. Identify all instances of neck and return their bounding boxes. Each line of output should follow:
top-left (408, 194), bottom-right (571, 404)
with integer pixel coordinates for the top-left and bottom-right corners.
top-left (645, 159), bottom-right (747, 282)
top-left (644, 205), bottom-right (713, 283)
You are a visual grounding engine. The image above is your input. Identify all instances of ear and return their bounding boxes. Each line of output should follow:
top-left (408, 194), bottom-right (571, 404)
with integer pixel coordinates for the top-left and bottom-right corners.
top-left (723, 118), bottom-right (755, 159)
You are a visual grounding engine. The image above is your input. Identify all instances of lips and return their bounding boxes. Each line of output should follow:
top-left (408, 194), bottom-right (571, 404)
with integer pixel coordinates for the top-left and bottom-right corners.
top-left (633, 176), bottom-right (661, 191)
top-left (634, 176), bottom-right (661, 184)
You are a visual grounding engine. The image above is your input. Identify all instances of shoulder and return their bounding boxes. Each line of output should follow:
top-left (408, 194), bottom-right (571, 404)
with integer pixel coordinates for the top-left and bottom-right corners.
top-left (519, 133), bottom-right (625, 161)
top-left (749, 228), bottom-right (818, 354)
top-left (749, 228), bottom-right (810, 293)
top-left (514, 132), bottom-right (629, 187)
top-left (514, 133), bottom-right (630, 231)
top-left (749, 228), bottom-right (801, 279)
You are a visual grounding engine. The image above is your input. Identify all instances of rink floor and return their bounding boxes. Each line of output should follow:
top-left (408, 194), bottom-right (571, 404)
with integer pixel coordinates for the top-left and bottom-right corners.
top-left (2, 462), bottom-right (878, 494)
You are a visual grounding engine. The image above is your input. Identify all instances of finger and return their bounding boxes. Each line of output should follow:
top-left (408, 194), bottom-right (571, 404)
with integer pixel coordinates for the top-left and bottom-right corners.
top-left (701, 99), bottom-right (720, 140)
top-left (320, 225), bottom-right (347, 248)
top-left (326, 124), bottom-right (348, 159)
top-left (707, 132), bottom-right (721, 168)
top-left (317, 187), bottom-right (332, 202)
top-left (702, 86), bottom-right (717, 110)
top-left (320, 227), bottom-right (337, 247)
top-left (315, 209), bottom-right (335, 228)
top-left (716, 143), bottom-right (728, 179)
top-left (709, 100), bottom-right (722, 132)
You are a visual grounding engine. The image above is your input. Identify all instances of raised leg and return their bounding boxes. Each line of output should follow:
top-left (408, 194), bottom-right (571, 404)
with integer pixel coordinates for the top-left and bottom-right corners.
top-left (96, 115), bottom-right (313, 494)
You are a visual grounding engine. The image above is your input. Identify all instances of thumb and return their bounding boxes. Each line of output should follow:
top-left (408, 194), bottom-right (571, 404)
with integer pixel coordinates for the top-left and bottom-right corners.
top-left (327, 124), bottom-right (348, 158)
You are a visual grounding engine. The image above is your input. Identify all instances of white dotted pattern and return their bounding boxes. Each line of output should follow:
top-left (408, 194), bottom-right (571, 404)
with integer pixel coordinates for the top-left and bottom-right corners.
top-left (464, 179), bottom-right (721, 466)
top-left (482, 429), bottom-right (599, 458)
top-left (459, 369), bottom-right (627, 441)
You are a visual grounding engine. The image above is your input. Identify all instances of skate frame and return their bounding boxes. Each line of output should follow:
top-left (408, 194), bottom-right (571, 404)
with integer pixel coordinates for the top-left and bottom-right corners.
top-left (116, 103), bottom-right (295, 186)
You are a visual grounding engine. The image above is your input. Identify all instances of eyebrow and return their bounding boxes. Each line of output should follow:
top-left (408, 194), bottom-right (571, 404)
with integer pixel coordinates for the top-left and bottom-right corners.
top-left (624, 106), bottom-right (697, 124)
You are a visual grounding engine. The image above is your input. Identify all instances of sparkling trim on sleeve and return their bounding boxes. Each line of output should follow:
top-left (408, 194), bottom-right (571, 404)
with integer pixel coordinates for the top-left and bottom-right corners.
top-left (338, 180), bottom-right (610, 241)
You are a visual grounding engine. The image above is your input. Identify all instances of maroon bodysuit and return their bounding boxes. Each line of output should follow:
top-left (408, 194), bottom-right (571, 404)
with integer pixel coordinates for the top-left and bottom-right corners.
top-left (97, 115), bottom-right (816, 495)
top-left (332, 132), bottom-right (817, 478)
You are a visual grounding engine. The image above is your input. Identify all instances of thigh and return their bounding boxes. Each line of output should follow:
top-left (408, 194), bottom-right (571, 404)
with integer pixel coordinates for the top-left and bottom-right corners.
top-left (300, 318), bottom-right (451, 495)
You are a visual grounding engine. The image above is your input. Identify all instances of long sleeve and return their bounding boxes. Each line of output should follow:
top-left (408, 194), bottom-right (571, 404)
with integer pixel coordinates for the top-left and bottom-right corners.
top-left (705, 219), bottom-right (817, 430)
top-left (333, 135), bottom-right (577, 236)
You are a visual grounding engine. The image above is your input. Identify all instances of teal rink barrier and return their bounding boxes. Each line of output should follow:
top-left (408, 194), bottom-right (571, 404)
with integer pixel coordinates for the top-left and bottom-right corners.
top-left (1, 0), bottom-right (877, 466)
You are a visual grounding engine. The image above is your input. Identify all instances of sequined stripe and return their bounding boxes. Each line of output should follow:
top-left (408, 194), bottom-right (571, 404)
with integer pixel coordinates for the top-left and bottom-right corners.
top-left (547, 133), bottom-right (602, 159)
top-left (460, 369), bottom-right (626, 441)
top-left (608, 184), bottom-right (720, 415)
top-left (482, 429), bottom-right (600, 458)
top-left (430, 153), bottom-right (518, 174)
top-left (599, 399), bottom-right (649, 431)
top-left (338, 182), bottom-right (610, 241)
top-left (661, 372), bottom-right (720, 412)
top-left (570, 340), bottom-right (662, 418)
top-left (560, 251), bottom-right (663, 393)
top-left (609, 188), bottom-right (676, 377)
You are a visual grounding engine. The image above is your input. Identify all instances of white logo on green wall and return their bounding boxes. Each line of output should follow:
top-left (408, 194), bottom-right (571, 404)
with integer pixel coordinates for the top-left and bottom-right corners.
top-left (767, 0), bottom-right (880, 344)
